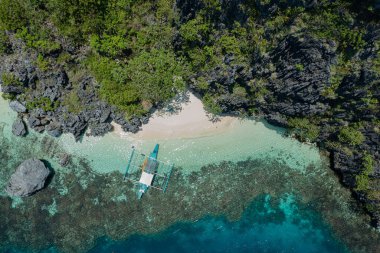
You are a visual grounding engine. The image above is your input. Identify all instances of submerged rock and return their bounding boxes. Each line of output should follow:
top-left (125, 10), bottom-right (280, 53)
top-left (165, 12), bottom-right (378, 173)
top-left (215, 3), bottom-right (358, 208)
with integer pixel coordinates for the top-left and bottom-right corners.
top-left (5, 158), bottom-right (51, 197)
top-left (58, 153), bottom-right (70, 167)
top-left (12, 118), bottom-right (27, 136)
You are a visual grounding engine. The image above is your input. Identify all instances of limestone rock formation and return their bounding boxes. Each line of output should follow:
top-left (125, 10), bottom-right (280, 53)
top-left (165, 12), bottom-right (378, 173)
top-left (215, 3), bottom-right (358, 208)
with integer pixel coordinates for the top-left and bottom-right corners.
top-left (5, 158), bottom-right (51, 197)
top-left (12, 118), bottom-right (27, 136)
top-left (9, 100), bottom-right (27, 113)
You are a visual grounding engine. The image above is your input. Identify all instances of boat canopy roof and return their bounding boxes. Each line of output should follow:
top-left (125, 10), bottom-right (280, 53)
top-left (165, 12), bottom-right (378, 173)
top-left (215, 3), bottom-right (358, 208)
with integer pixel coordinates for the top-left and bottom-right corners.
top-left (145, 159), bottom-right (158, 173)
top-left (124, 148), bottom-right (173, 192)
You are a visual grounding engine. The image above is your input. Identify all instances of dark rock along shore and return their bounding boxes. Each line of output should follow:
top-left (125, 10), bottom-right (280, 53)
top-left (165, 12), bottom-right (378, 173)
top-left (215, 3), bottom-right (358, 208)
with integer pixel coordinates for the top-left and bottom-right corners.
top-left (0, 52), bottom-right (143, 141)
top-left (0, 0), bottom-right (379, 228)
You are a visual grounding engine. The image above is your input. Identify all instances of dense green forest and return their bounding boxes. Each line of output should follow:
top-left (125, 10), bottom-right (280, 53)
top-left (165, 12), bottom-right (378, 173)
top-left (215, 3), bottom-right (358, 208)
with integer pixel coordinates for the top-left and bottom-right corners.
top-left (0, 0), bottom-right (379, 226)
top-left (0, 0), bottom-right (377, 114)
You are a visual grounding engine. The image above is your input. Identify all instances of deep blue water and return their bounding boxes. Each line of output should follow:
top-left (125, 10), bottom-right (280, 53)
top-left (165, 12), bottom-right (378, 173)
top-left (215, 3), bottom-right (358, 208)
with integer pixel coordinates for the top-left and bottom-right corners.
top-left (88, 194), bottom-right (349, 253)
top-left (4, 194), bottom-right (350, 253)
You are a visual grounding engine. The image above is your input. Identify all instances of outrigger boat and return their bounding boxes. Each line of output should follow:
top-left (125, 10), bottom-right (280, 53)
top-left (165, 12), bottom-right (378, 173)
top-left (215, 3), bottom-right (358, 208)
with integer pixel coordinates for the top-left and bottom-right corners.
top-left (123, 144), bottom-right (173, 199)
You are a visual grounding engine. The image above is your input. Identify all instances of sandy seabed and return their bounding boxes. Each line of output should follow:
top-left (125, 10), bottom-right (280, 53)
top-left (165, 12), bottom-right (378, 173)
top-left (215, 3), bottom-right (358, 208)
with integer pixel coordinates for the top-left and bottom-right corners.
top-left (112, 92), bottom-right (238, 140)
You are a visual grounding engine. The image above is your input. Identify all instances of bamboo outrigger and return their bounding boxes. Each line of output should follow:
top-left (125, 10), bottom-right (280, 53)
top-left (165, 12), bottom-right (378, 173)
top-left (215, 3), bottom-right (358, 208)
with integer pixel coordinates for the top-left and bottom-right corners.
top-left (123, 144), bottom-right (174, 199)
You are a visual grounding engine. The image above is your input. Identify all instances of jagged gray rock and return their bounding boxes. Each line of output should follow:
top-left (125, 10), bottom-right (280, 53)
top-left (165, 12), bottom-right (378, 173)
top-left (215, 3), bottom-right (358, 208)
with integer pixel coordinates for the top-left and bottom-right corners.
top-left (28, 115), bottom-right (41, 128)
top-left (89, 122), bottom-right (113, 136)
top-left (45, 122), bottom-right (62, 137)
top-left (5, 158), bottom-right (51, 197)
top-left (12, 118), bottom-right (27, 136)
top-left (259, 34), bottom-right (336, 117)
top-left (9, 100), bottom-right (27, 113)
top-left (1, 85), bottom-right (24, 94)
top-left (99, 108), bottom-right (111, 123)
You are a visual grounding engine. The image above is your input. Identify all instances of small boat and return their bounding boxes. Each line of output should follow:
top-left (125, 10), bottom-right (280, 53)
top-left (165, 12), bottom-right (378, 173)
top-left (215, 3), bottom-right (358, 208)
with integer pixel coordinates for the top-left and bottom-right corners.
top-left (124, 144), bottom-right (173, 199)
top-left (136, 144), bottom-right (159, 199)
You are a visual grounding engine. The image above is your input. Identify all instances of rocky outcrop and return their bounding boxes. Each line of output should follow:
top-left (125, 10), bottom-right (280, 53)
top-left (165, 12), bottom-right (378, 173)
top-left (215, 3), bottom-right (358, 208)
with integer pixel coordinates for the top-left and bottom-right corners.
top-left (0, 36), bottom-right (147, 142)
top-left (5, 158), bottom-right (51, 197)
top-left (257, 34), bottom-right (336, 117)
top-left (45, 121), bottom-right (62, 138)
top-left (188, 54), bottom-right (253, 113)
top-left (332, 151), bottom-right (359, 188)
top-left (59, 114), bottom-right (87, 140)
top-left (12, 118), bottom-right (27, 136)
top-left (9, 100), bottom-right (27, 113)
top-left (89, 123), bottom-right (113, 136)
top-left (1, 84), bottom-right (24, 94)
top-left (27, 115), bottom-right (41, 128)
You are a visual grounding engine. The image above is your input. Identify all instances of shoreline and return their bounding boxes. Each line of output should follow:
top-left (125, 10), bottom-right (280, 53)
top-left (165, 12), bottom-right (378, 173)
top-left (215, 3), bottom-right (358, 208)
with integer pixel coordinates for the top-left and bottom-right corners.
top-left (112, 92), bottom-right (239, 140)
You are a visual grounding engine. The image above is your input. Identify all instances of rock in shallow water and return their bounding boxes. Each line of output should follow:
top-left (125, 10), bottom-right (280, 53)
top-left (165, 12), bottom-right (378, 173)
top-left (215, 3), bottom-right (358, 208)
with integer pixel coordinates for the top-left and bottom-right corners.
top-left (58, 153), bottom-right (70, 167)
top-left (5, 158), bottom-right (51, 197)
top-left (12, 118), bottom-right (27, 136)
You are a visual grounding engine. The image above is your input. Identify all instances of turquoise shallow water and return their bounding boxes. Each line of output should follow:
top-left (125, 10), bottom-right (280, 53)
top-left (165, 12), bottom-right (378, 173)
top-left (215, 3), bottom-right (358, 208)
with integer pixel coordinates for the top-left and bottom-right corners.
top-left (0, 93), bottom-right (321, 199)
top-left (0, 92), bottom-right (321, 175)
top-left (57, 116), bottom-right (321, 175)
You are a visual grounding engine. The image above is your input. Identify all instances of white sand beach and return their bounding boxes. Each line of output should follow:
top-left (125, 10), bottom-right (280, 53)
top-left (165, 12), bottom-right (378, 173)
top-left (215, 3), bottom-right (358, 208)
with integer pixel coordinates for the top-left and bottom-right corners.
top-left (112, 92), bottom-right (238, 140)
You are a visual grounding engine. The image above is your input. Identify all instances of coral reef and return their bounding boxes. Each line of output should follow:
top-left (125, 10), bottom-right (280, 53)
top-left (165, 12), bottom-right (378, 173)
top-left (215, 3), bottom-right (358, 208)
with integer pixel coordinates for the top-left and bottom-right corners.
top-left (0, 128), bottom-right (379, 253)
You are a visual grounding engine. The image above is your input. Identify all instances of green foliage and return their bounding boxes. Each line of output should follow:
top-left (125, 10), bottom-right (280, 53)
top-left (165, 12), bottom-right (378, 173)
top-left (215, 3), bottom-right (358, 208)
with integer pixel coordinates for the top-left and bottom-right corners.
top-left (288, 117), bottom-right (320, 142)
top-left (323, 54), bottom-right (363, 99)
top-left (1, 93), bottom-right (16, 100)
top-left (57, 52), bottom-right (72, 66)
top-left (86, 56), bottom-right (140, 115)
top-left (125, 49), bottom-right (187, 103)
top-left (338, 126), bottom-right (365, 146)
top-left (362, 153), bottom-right (375, 175)
top-left (248, 78), bottom-right (269, 101)
top-left (295, 63), bottom-right (304, 71)
top-left (0, 0), bottom-right (27, 30)
top-left (355, 153), bottom-right (375, 192)
top-left (219, 34), bottom-right (242, 55)
top-left (0, 32), bottom-right (11, 54)
top-left (16, 27), bottom-right (61, 55)
top-left (355, 174), bottom-right (370, 192)
top-left (179, 16), bottom-right (211, 45)
top-left (88, 48), bottom-right (186, 117)
top-left (26, 97), bottom-right (59, 112)
top-left (246, 22), bottom-right (268, 54)
top-left (62, 91), bottom-right (83, 113)
top-left (178, 12), bottom-right (251, 75)
top-left (232, 86), bottom-right (247, 98)
top-left (298, 6), bottom-right (366, 54)
top-left (195, 76), bottom-right (209, 92)
top-left (202, 93), bottom-right (222, 115)
top-left (372, 41), bottom-right (380, 74)
top-left (339, 28), bottom-right (366, 51)
top-left (1, 73), bottom-right (22, 86)
top-left (46, 0), bottom-right (111, 41)
top-left (89, 34), bottom-right (129, 58)
top-left (36, 54), bottom-right (50, 71)
top-left (265, 12), bottom-right (290, 32)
